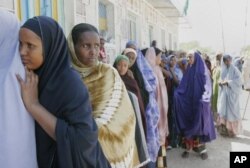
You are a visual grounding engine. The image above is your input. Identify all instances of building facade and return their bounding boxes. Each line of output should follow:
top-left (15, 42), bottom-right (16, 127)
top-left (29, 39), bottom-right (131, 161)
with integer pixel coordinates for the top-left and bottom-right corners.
top-left (1, 0), bottom-right (184, 64)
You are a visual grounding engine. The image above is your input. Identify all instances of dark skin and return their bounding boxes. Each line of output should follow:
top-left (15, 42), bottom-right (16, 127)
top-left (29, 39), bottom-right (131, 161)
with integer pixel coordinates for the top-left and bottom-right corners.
top-left (125, 52), bottom-right (136, 68)
top-left (74, 31), bottom-right (100, 67)
top-left (160, 60), bottom-right (172, 78)
top-left (17, 28), bottom-right (57, 140)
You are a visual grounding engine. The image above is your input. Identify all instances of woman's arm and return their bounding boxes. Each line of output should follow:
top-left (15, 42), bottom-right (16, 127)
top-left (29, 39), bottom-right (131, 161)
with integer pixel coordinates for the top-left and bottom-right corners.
top-left (16, 68), bottom-right (57, 140)
top-left (161, 67), bottom-right (171, 78)
top-left (170, 67), bottom-right (180, 85)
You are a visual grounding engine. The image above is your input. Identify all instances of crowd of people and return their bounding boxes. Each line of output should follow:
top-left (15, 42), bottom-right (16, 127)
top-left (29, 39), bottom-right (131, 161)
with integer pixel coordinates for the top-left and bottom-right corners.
top-left (0, 9), bottom-right (248, 168)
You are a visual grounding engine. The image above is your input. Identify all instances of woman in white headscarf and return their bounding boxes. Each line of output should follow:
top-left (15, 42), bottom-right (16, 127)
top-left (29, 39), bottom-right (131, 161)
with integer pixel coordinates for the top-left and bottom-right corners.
top-left (0, 9), bottom-right (38, 168)
top-left (217, 54), bottom-right (243, 137)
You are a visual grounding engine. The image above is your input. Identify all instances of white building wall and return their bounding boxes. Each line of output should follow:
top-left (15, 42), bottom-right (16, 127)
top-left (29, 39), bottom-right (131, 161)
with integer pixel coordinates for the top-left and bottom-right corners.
top-left (64, 0), bottom-right (180, 62)
top-left (1, 0), bottom-right (180, 64)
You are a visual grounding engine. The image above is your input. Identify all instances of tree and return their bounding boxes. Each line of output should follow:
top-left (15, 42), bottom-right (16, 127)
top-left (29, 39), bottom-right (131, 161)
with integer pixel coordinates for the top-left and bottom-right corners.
top-left (241, 45), bottom-right (250, 58)
top-left (179, 41), bottom-right (214, 55)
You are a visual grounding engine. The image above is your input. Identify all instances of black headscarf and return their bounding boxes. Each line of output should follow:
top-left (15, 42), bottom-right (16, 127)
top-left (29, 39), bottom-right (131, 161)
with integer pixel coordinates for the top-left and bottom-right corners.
top-left (22, 16), bottom-right (110, 168)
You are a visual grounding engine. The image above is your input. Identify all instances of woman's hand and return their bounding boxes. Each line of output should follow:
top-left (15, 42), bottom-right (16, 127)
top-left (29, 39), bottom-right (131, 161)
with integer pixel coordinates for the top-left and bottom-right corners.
top-left (162, 68), bottom-right (172, 78)
top-left (16, 67), bottom-right (39, 112)
top-left (16, 67), bottom-right (57, 140)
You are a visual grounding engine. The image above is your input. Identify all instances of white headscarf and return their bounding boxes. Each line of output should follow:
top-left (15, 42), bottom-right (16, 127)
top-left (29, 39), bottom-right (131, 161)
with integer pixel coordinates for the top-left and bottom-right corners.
top-left (0, 9), bottom-right (38, 168)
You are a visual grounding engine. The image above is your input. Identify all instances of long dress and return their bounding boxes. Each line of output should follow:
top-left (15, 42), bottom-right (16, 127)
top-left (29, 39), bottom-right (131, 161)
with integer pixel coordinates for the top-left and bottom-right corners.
top-left (164, 65), bottom-right (183, 148)
top-left (120, 73), bottom-right (146, 134)
top-left (242, 57), bottom-right (250, 89)
top-left (212, 66), bottom-right (221, 120)
top-left (145, 47), bottom-right (169, 146)
top-left (217, 61), bottom-right (243, 136)
top-left (128, 92), bottom-right (150, 168)
top-left (145, 47), bottom-right (169, 168)
top-left (174, 52), bottom-right (216, 145)
top-left (131, 50), bottom-right (160, 163)
top-left (68, 37), bottom-right (140, 168)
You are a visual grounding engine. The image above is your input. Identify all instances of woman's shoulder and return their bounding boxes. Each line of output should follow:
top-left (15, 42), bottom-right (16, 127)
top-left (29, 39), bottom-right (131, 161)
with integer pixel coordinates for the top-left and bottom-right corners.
top-left (84, 63), bottom-right (120, 85)
top-left (98, 63), bottom-right (120, 78)
top-left (59, 68), bottom-right (87, 93)
top-left (99, 63), bottom-right (116, 72)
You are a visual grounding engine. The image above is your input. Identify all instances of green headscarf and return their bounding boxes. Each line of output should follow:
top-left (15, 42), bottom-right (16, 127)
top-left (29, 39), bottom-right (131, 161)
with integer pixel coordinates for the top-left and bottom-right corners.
top-left (114, 55), bottom-right (130, 65)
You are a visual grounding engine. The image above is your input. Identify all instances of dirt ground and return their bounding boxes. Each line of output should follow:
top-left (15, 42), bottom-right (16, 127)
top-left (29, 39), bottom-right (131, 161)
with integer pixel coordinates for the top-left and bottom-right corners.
top-left (167, 90), bottom-right (250, 168)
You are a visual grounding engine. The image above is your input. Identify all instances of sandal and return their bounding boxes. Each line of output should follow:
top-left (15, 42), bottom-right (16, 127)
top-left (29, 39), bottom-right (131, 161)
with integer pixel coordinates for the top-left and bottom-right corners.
top-left (200, 152), bottom-right (208, 160)
top-left (182, 151), bottom-right (189, 158)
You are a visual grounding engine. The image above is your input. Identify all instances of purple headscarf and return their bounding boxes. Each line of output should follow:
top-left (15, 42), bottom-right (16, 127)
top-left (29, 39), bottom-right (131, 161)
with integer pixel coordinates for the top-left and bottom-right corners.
top-left (174, 52), bottom-right (216, 142)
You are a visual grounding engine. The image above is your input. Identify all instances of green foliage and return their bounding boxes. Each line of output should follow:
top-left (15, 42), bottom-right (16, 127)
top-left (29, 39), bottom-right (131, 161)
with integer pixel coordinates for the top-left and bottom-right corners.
top-left (179, 41), bottom-right (214, 55)
top-left (241, 45), bottom-right (250, 58)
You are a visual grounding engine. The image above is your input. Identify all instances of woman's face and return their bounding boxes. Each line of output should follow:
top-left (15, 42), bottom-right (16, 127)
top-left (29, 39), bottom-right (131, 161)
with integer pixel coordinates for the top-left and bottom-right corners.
top-left (125, 52), bottom-right (136, 67)
top-left (19, 28), bottom-right (44, 70)
top-left (116, 60), bottom-right (129, 76)
top-left (169, 57), bottom-right (177, 67)
top-left (223, 58), bottom-right (232, 67)
top-left (74, 31), bottom-right (100, 67)
top-left (156, 52), bottom-right (162, 65)
top-left (188, 53), bottom-right (195, 65)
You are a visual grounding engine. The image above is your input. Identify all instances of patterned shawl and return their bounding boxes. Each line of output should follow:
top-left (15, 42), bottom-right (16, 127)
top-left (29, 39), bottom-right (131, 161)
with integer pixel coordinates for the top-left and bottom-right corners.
top-left (135, 49), bottom-right (160, 162)
top-left (68, 35), bottom-right (139, 168)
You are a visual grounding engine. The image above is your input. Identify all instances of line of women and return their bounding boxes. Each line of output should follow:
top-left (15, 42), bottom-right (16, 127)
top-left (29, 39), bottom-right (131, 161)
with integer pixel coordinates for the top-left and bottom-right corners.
top-left (2, 8), bottom-right (243, 168)
top-left (1, 9), bottom-right (140, 168)
top-left (0, 10), bottom-right (210, 168)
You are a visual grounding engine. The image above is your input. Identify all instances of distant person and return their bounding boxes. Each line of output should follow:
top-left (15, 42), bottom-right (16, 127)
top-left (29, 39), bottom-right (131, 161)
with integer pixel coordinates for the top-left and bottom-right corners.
top-left (113, 54), bottom-right (146, 134)
top-left (233, 57), bottom-right (244, 72)
top-left (151, 40), bottom-right (157, 47)
top-left (177, 57), bottom-right (188, 74)
top-left (175, 51), bottom-right (216, 160)
top-left (18, 16), bottom-right (110, 168)
top-left (217, 55), bottom-right (243, 137)
top-left (125, 41), bottom-right (160, 168)
top-left (145, 47), bottom-right (169, 168)
top-left (164, 55), bottom-right (183, 149)
top-left (0, 9), bottom-right (38, 168)
top-left (114, 55), bottom-right (150, 166)
top-left (99, 37), bottom-right (108, 63)
top-left (203, 54), bottom-right (212, 75)
top-left (242, 56), bottom-right (250, 90)
top-left (212, 53), bottom-right (223, 121)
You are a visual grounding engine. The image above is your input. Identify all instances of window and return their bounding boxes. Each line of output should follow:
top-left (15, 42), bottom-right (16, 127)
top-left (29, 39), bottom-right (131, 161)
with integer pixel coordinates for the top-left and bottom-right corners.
top-left (15, 0), bottom-right (65, 29)
top-left (169, 33), bottom-right (173, 50)
top-left (40, 0), bottom-right (52, 17)
top-left (99, 2), bottom-right (107, 33)
top-left (149, 25), bottom-right (153, 45)
top-left (161, 29), bottom-right (166, 50)
top-left (57, 0), bottom-right (65, 29)
top-left (128, 14), bottom-right (137, 41)
top-left (76, 0), bottom-right (86, 23)
top-left (98, 0), bottom-right (115, 43)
